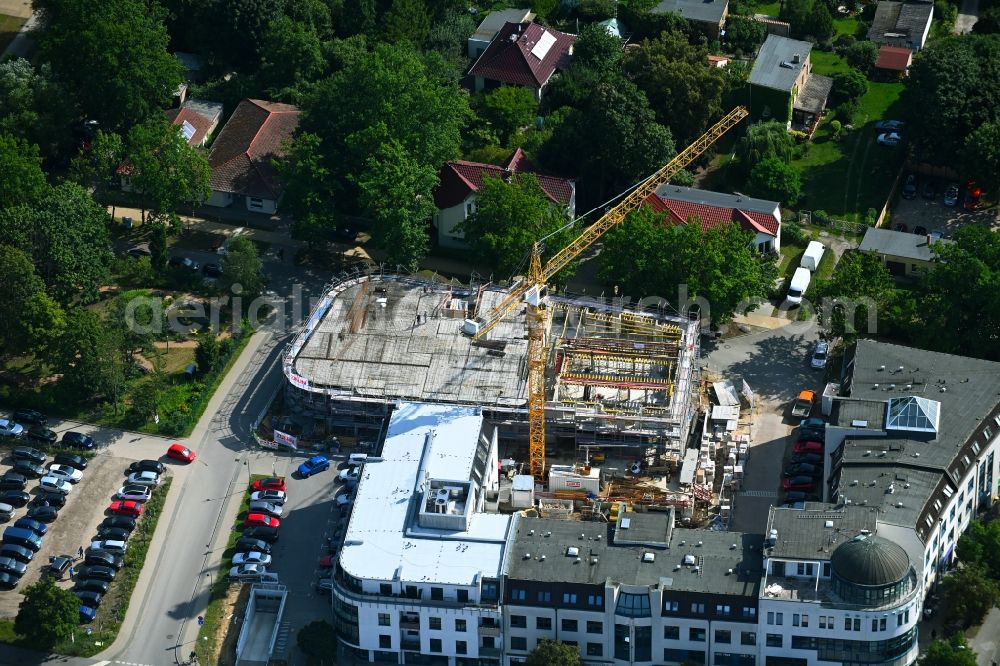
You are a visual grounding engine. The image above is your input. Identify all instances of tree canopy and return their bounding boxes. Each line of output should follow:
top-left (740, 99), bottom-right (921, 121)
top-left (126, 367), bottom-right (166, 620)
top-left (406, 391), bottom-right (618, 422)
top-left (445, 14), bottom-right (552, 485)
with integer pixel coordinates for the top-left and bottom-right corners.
top-left (0, 134), bottom-right (47, 209)
top-left (525, 640), bottom-right (585, 666)
top-left (0, 59), bottom-right (70, 156)
top-left (961, 121), bottom-right (1000, 192)
top-left (814, 251), bottom-right (894, 339)
top-left (939, 564), bottom-right (999, 628)
top-left (781, 0), bottom-right (834, 40)
top-left (919, 634), bottom-right (978, 666)
top-left (221, 236), bottom-right (266, 303)
top-left (736, 121), bottom-right (796, 176)
top-left (480, 86), bottom-right (538, 146)
top-left (956, 519), bottom-right (1000, 579)
top-left (125, 119), bottom-right (211, 220)
top-left (15, 573), bottom-right (79, 648)
top-left (748, 158), bottom-right (802, 204)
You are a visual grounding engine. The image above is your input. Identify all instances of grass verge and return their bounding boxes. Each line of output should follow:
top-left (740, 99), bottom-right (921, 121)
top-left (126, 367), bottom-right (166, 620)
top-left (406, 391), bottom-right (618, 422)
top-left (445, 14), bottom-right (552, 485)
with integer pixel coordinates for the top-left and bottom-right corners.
top-left (0, 14), bottom-right (27, 55)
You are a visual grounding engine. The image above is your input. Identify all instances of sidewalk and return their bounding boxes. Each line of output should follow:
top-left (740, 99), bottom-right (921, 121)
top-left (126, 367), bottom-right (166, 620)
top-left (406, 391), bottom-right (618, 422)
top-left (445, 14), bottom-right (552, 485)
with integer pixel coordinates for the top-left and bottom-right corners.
top-left (968, 605), bottom-right (1000, 666)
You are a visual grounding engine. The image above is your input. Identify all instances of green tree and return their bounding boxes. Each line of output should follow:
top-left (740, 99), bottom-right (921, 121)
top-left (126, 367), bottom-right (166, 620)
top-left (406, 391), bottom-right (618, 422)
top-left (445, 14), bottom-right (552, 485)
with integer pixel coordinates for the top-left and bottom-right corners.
top-left (725, 15), bottom-right (767, 54)
top-left (961, 121), bottom-right (1000, 191)
top-left (919, 634), bottom-right (978, 666)
top-left (781, 0), bottom-right (834, 40)
top-left (0, 246), bottom-right (47, 354)
top-left (842, 40), bottom-right (880, 74)
top-left (20, 290), bottom-right (67, 359)
top-left (34, 0), bottom-right (184, 132)
top-left (0, 134), bottom-right (47, 209)
top-left (623, 31), bottom-right (726, 144)
top-left (736, 121), bottom-right (796, 175)
top-left (526, 640), bottom-right (584, 666)
top-left (832, 69), bottom-right (869, 104)
top-left (128, 370), bottom-right (166, 425)
top-left (956, 519), bottom-right (1000, 579)
top-left (221, 237), bottom-right (266, 302)
top-left (572, 23), bottom-right (624, 77)
top-left (195, 334), bottom-right (222, 372)
top-left (460, 173), bottom-right (575, 280)
top-left (56, 308), bottom-right (126, 403)
top-left (748, 158), bottom-right (802, 203)
top-left (69, 129), bottom-right (125, 217)
top-left (150, 223), bottom-right (169, 274)
top-left (213, 0), bottom-right (287, 66)
top-left (814, 251), bottom-right (894, 339)
top-left (125, 119), bottom-right (211, 221)
top-left (940, 564), bottom-right (999, 627)
top-left (973, 6), bottom-right (1000, 33)
top-left (297, 621), bottom-right (337, 665)
top-left (14, 577), bottom-right (78, 648)
top-left (480, 87), bottom-right (538, 145)
top-left (0, 58), bottom-right (71, 156)
top-left (357, 140), bottom-right (438, 270)
top-left (383, 0), bottom-right (431, 45)
top-left (260, 16), bottom-right (325, 97)
top-left (277, 132), bottom-right (338, 245)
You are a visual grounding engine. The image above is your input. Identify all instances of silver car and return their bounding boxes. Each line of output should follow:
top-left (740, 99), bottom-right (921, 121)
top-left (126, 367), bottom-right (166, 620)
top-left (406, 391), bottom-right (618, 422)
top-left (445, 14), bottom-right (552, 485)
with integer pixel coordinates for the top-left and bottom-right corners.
top-left (38, 476), bottom-right (72, 495)
top-left (116, 485), bottom-right (152, 502)
top-left (810, 341), bottom-right (829, 369)
top-left (126, 471), bottom-right (160, 487)
top-left (0, 420), bottom-right (24, 438)
top-left (247, 500), bottom-right (283, 517)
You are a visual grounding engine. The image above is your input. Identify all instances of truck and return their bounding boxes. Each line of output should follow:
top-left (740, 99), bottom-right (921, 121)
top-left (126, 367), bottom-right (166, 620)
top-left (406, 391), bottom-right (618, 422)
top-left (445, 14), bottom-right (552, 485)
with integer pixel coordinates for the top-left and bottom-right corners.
top-left (800, 241), bottom-right (826, 272)
top-left (786, 267), bottom-right (811, 305)
top-left (791, 390), bottom-right (816, 418)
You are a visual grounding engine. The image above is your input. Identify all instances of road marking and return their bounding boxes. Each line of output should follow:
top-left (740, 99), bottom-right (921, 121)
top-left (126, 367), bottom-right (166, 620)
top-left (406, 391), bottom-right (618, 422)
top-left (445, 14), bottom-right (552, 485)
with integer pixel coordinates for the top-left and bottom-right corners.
top-left (739, 490), bottom-right (778, 498)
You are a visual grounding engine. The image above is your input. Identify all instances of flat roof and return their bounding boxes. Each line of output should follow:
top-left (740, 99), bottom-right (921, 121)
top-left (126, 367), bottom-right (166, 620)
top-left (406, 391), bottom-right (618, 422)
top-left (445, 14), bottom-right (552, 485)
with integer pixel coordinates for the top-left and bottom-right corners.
top-left (750, 34), bottom-right (813, 91)
top-left (653, 184), bottom-right (779, 215)
top-left (830, 398), bottom-right (887, 430)
top-left (764, 505), bottom-right (878, 561)
top-left (859, 227), bottom-right (952, 261)
top-left (471, 8), bottom-right (534, 41)
top-left (340, 402), bottom-right (513, 586)
top-left (650, 0), bottom-right (729, 24)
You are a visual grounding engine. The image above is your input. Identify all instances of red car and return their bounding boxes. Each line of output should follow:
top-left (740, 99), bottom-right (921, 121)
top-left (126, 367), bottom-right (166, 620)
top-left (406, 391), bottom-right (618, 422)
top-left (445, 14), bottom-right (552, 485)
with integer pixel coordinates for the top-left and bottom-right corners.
top-left (166, 443), bottom-right (197, 463)
top-left (783, 477), bottom-right (817, 491)
top-left (108, 500), bottom-right (144, 517)
top-left (793, 441), bottom-right (823, 455)
top-left (251, 477), bottom-right (286, 493)
top-left (246, 513), bottom-right (280, 529)
top-left (964, 180), bottom-right (982, 210)
top-left (319, 554), bottom-right (334, 568)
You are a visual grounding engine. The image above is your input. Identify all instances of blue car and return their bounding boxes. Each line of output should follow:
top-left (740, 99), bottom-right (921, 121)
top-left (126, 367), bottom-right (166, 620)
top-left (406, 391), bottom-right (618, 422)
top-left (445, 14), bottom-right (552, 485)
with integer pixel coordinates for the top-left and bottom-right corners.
top-left (297, 455), bottom-right (330, 478)
top-left (13, 518), bottom-right (48, 536)
top-left (79, 604), bottom-right (96, 623)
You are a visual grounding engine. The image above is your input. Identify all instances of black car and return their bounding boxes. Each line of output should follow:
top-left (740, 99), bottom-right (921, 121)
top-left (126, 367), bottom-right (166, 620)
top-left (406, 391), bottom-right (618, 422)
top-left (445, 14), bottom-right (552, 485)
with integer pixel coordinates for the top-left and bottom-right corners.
top-left (33, 492), bottom-right (67, 508)
top-left (168, 256), bottom-right (200, 271)
top-left (46, 555), bottom-right (73, 579)
top-left (26, 426), bottom-right (57, 445)
top-left (76, 565), bottom-right (115, 582)
top-left (12, 410), bottom-right (46, 426)
top-left (76, 590), bottom-right (104, 607)
top-left (202, 263), bottom-right (223, 278)
top-left (0, 572), bottom-right (19, 589)
top-left (12, 446), bottom-right (45, 465)
top-left (0, 556), bottom-right (27, 577)
top-left (0, 543), bottom-right (33, 564)
top-left (796, 427), bottom-right (824, 443)
top-left (0, 491), bottom-right (29, 508)
top-left (100, 515), bottom-right (137, 533)
top-left (12, 460), bottom-right (44, 479)
top-left (234, 537), bottom-right (271, 555)
top-left (96, 526), bottom-right (131, 542)
top-left (26, 505), bottom-right (58, 523)
top-left (901, 174), bottom-right (917, 199)
top-left (85, 550), bottom-right (124, 570)
top-left (0, 473), bottom-right (26, 492)
top-left (61, 432), bottom-right (96, 450)
top-left (784, 466), bottom-right (822, 479)
top-left (242, 526), bottom-right (279, 543)
top-left (128, 459), bottom-right (165, 475)
top-left (790, 453), bottom-right (823, 465)
top-left (921, 180), bottom-right (937, 200)
top-left (75, 578), bottom-right (110, 595)
top-left (54, 453), bottom-right (88, 471)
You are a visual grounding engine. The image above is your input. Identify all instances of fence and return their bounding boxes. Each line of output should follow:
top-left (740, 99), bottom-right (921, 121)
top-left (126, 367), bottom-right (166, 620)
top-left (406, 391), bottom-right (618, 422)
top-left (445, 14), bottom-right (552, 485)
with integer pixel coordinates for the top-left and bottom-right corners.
top-left (797, 211), bottom-right (869, 236)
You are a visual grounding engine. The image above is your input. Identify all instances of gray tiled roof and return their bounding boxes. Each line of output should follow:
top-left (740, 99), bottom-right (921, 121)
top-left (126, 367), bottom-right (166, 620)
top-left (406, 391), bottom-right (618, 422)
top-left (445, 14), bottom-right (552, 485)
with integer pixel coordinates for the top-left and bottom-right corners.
top-left (868, 1), bottom-right (933, 44)
top-left (859, 227), bottom-right (952, 262)
top-left (794, 74), bottom-right (832, 114)
top-left (650, 0), bottom-right (729, 24)
top-left (764, 504), bottom-right (878, 561)
top-left (471, 8), bottom-right (534, 41)
top-left (653, 184), bottom-right (779, 215)
top-left (749, 35), bottom-right (813, 92)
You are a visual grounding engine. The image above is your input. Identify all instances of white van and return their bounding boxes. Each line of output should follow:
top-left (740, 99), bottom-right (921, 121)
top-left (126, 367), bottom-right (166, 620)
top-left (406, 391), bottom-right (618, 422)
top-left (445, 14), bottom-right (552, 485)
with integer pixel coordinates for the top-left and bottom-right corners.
top-left (800, 241), bottom-right (826, 272)
top-left (786, 267), bottom-right (811, 305)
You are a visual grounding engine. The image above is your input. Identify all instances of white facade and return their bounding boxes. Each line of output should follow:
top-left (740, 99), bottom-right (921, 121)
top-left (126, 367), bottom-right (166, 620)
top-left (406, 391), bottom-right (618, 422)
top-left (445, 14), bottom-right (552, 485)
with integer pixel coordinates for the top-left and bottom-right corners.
top-left (205, 190), bottom-right (278, 214)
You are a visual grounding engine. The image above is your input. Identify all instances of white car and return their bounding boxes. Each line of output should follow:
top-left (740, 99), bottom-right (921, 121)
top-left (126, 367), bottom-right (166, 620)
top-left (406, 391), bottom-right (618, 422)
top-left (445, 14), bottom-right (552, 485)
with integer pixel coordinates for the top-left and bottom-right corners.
top-left (39, 476), bottom-right (72, 495)
top-left (126, 471), bottom-right (160, 487)
top-left (117, 485), bottom-right (152, 502)
top-left (228, 563), bottom-right (277, 582)
top-left (810, 341), bottom-right (829, 370)
top-left (250, 490), bottom-right (286, 505)
top-left (232, 551), bottom-right (272, 566)
top-left (877, 132), bottom-right (901, 146)
top-left (46, 464), bottom-right (83, 483)
top-left (335, 493), bottom-right (353, 508)
top-left (90, 539), bottom-right (127, 555)
top-left (0, 420), bottom-right (24, 438)
top-left (338, 467), bottom-right (360, 484)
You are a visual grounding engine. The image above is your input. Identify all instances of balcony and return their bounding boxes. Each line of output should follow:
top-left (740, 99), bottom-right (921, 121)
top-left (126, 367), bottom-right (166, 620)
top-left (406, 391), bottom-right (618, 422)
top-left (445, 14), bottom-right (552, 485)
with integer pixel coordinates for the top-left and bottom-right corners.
top-left (479, 646), bottom-right (501, 658)
top-left (401, 636), bottom-right (420, 650)
top-left (400, 618), bottom-right (420, 630)
top-left (478, 625), bottom-right (501, 637)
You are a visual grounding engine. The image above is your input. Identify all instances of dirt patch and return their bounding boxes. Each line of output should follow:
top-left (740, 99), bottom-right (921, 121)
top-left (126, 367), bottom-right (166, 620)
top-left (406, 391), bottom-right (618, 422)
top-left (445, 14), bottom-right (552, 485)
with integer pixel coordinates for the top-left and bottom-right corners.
top-left (215, 584), bottom-right (250, 666)
top-left (0, 1), bottom-right (31, 20)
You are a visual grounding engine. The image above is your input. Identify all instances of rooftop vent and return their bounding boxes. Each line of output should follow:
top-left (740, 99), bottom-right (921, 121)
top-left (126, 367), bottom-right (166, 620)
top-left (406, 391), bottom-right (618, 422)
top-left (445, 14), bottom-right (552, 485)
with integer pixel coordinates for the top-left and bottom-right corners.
top-left (683, 554), bottom-right (697, 566)
top-left (792, 53), bottom-right (801, 63)
top-left (528, 529), bottom-right (534, 536)
top-left (825, 520), bottom-right (834, 528)
top-left (731, 543), bottom-right (738, 550)
top-left (879, 365), bottom-right (886, 371)
top-left (873, 384), bottom-right (879, 389)
top-left (642, 552), bottom-right (655, 563)
top-left (727, 568), bottom-right (734, 575)
top-left (566, 546), bottom-right (580, 557)
top-left (523, 552), bottom-right (531, 560)
top-left (539, 555), bottom-right (546, 561)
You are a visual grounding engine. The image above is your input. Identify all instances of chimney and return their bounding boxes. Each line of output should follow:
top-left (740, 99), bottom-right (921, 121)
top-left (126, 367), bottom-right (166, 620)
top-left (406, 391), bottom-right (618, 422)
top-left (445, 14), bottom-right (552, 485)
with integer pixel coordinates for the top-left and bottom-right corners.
top-left (792, 53), bottom-right (801, 64)
top-left (926, 234), bottom-right (932, 244)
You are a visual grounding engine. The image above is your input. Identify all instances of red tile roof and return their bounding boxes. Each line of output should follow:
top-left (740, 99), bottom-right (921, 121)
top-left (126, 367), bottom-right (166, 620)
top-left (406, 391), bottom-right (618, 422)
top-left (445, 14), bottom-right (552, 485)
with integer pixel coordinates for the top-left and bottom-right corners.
top-left (643, 194), bottom-right (780, 236)
top-left (468, 22), bottom-right (576, 89)
top-left (875, 46), bottom-right (912, 71)
top-left (434, 148), bottom-right (573, 209)
top-left (208, 99), bottom-right (299, 200)
top-left (165, 106), bottom-right (213, 146)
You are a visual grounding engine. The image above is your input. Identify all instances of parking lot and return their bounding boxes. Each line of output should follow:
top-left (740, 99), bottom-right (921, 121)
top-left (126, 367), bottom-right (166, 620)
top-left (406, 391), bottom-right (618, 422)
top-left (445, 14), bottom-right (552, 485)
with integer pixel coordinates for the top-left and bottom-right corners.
top-left (890, 180), bottom-right (998, 238)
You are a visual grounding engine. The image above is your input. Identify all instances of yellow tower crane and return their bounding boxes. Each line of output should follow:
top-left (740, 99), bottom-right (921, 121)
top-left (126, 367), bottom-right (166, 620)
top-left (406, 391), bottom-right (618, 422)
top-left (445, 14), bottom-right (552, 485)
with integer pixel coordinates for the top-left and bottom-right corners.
top-left (473, 106), bottom-right (749, 479)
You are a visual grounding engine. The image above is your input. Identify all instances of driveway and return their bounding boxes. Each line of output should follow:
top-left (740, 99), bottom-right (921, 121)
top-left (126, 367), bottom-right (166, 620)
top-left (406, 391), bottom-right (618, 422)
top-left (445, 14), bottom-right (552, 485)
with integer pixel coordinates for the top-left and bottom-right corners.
top-left (954, 0), bottom-right (979, 34)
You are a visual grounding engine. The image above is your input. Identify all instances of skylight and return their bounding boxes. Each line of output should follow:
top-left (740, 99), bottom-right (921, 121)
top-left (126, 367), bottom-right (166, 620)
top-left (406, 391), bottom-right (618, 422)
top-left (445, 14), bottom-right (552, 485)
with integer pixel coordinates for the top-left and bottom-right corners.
top-left (885, 396), bottom-right (940, 434)
top-left (179, 120), bottom-right (197, 142)
top-left (530, 31), bottom-right (556, 60)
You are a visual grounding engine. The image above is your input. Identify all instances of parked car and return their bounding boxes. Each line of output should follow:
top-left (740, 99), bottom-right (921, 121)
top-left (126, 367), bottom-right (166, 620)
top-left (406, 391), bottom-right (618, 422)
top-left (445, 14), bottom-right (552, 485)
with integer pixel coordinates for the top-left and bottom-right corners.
top-left (75, 590), bottom-right (104, 607)
top-left (100, 516), bottom-right (137, 533)
top-left (26, 426), bottom-right (57, 444)
top-left (108, 500), bottom-right (144, 517)
top-left (228, 563), bottom-right (275, 582)
top-left (331, 225), bottom-right (358, 244)
top-left (168, 256), bottom-right (200, 271)
top-left (877, 132), bottom-right (902, 146)
top-left (298, 455), bottom-right (330, 478)
top-left (46, 554), bottom-right (72, 579)
top-left (116, 485), bottom-right (152, 502)
top-left (13, 460), bottom-right (44, 479)
top-left (913, 225), bottom-right (928, 236)
top-left (232, 551), bottom-right (272, 566)
top-left (242, 526), bottom-right (279, 543)
top-left (785, 490), bottom-right (818, 501)
top-left (0, 503), bottom-right (12, 521)
top-left (12, 446), bottom-right (44, 465)
top-left (75, 565), bottom-right (115, 582)
top-left (784, 463), bottom-right (821, 477)
top-left (335, 492), bottom-right (353, 508)
top-left (126, 245), bottom-right (152, 258)
top-left (316, 577), bottom-right (333, 595)
top-left (39, 476), bottom-right (73, 495)
top-left (810, 341), bottom-right (829, 370)
top-left (46, 464), bottom-right (83, 483)
top-left (89, 539), bottom-right (127, 555)
top-left (800, 417), bottom-right (825, 429)
top-left (0, 491), bottom-right (29, 508)
top-left (61, 432), bottom-right (96, 450)
top-left (79, 604), bottom-right (97, 623)
top-left (14, 518), bottom-right (48, 536)
top-left (166, 443), bottom-right (196, 463)
top-left (783, 477), bottom-right (817, 491)
top-left (247, 501), bottom-right (283, 518)
top-left (54, 453), bottom-right (88, 470)
top-left (202, 263), bottom-right (223, 278)
top-left (943, 183), bottom-right (960, 206)
top-left (85, 550), bottom-right (124, 570)
top-left (97, 526), bottom-right (131, 542)
top-left (251, 477), bottom-right (286, 493)
top-left (964, 180), bottom-right (982, 210)
top-left (793, 441), bottom-right (823, 455)
top-left (338, 467), bottom-right (360, 484)
top-left (249, 490), bottom-right (286, 505)
top-left (245, 513), bottom-right (280, 529)
top-left (797, 427), bottom-right (824, 443)
top-left (0, 420), bottom-right (24, 438)
top-left (128, 459), bottom-right (165, 475)
top-left (0, 543), bottom-right (34, 564)
top-left (75, 578), bottom-right (110, 595)
top-left (0, 557), bottom-right (27, 577)
top-left (126, 470), bottom-right (160, 487)
top-left (26, 505), bottom-right (58, 523)
top-left (0, 473), bottom-right (26, 491)
top-left (33, 491), bottom-right (66, 508)
top-left (901, 174), bottom-right (917, 199)
top-left (874, 119), bottom-right (904, 131)
top-left (921, 180), bottom-right (937, 200)
top-left (12, 409), bottom-right (46, 426)
top-left (234, 537), bottom-right (271, 555)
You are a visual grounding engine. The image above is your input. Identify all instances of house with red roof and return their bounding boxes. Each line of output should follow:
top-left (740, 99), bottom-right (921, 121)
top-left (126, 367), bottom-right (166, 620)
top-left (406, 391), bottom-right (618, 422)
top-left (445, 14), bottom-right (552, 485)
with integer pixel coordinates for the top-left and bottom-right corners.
top-left (205, 99), bottom-right (299, 214)
top-left (645, 185), bottom-right (782, 253)
top-left (468, 22), bottom-right (576, 100)
top-left (874, 45), bottom-right (913, 80)
top-left (432, 149), bottom-right (575, 249)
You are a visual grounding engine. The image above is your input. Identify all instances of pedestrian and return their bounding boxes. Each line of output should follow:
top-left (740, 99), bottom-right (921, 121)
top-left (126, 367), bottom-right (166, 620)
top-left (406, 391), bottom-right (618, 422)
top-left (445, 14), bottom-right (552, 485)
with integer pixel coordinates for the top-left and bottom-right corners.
top-left (77, 546), bottom-right (84, 558)
top-left (69, 566), bottom-right (76, 579)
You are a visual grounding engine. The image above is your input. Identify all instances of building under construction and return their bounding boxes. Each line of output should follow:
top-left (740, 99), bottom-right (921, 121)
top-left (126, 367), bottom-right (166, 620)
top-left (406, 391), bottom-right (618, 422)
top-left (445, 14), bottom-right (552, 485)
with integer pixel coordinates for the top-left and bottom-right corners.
top-left (282, 269), bottom-right (701, 460)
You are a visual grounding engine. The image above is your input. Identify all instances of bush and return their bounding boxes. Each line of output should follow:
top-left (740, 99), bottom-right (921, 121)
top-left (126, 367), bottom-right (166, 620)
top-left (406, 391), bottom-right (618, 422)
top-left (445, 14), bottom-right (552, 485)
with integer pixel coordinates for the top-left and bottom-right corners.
top-left (829, 119), bottom-right (842, 138)
top-left (813, 209), bottom-right (831, 223)
top-left (838, 99), bottom-right (860, 124)
top-left (748, 157), bottom-right (802, 204)
top-left (841, 40), bottom-right (879, 74)
top-left (783, 221), bottom-right (810, 246)
top-left (832, 69), bottom-right (868, 103)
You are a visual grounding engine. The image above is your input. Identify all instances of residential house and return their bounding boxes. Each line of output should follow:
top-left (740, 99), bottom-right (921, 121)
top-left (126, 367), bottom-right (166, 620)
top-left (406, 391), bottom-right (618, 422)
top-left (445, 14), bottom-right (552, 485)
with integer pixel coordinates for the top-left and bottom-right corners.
top-left (468, 22), bottom-right (576, 100)
top-left (708, 54), bottom-right (730, 68)
top-left (468, 8), bottom-right (535, 59)
top-left (645, 184), bottom-right (782, 253)
top-left (858, 227), bottom-right (951, 279)
top-left (749, 34), bottom-right (832, 129)
top-left (649, 0), bottom-right (729, 39)
top-left (868, 1), bottom-right (934, 51)
top-left (432, 149), bottom-right (575, 250)
top-left (166, 99), bottom-right (223, 148)
top-left (874, 45), bottom-right (913, 79)
top-left (205, 99), bottom-right (299, 214)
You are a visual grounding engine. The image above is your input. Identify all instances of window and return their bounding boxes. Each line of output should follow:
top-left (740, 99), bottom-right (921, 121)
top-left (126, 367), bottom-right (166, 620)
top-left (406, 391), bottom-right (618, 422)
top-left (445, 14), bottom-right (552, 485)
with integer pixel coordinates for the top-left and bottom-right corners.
top-left (823, 562), bottom-right (831, 577)
top-left (562, 619), bottom-right (578, 632)
top-left (511, 614), bottom-right (527, 628)
top-left (715, 629), bottom-right (732, 644)
top-left (716, 604), bottom-right (731, 616)
top-left (845, 617), bottom-right (852, 631)
top-left (897, 613), bottom-right (903, 627)
top-left (796, 562), bottom-right (815, 576)
top-left (380, 583), bottom-right (392, 595)
top-left (616, 593), bottom-right (651, 618)
top-left (691, 602), bottom-right (705, 614)
top-left (482, 581), bottom-right (499, 600)
top-left (741, 631), bottom-right (756, 646)
top-left (854, 618), bottom-right (861, 631)
top-left (690, 628), bottom-right (706, 642)
top-left (664, 626), bottom-right (679, 640)
top-left (587, 594), bottom-right (604, 607)
top-left (587, 621), bottom-right (603, 634)
top-left (562, 593), bottom-right (578, 604)
top-left (880, 618), bottom-right (887, 631)
top-left (537, 591), bottom-right (551, 603)
top-left (429, 638), bottom-right (442, 652)
top-left (776, 613), bottom-right (783, 626)
top-left (512, 589), bottom-right (526, 601)
top-left (457, 589), bottom-right (468, 603)
top-left (664, 600), bottom-right (679, 612)
top-left (453, 639), bottom-right (466, 655)
top-left (249, 197), bottom-right (264, 209)
top-left (455, 619), bottom-right (466, 632)
top-left (741, 606), bottom-right (756, 618)
top-left (378, 613), bottom-right (390, 627)
top-left (767, 612), bottom-right (774, 625)
top-left (766, 634), bottom-right (783, 648)
top-left (511, 636), bottom-right (527, 651)
top-left (819, 616), bottom-right (827, 629)
top-left (587, 642), bottom-right (603, 656)
top-left (379, 635), bottom-right (391, 649)
top-left (431, 587), bottom-right (443, 600)
top-left (801, 614), bottom-right (809, 628)
top-left (429, 617), bottom-right (442, 630)
top-left (537, 617), bottom-right (552, 631)
top-left (793, 614), bottom-right (800, 627)
top-left (465, 201), bottom-right (476, 218)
